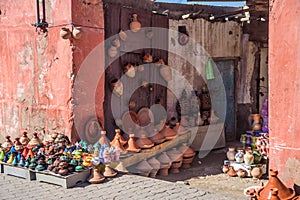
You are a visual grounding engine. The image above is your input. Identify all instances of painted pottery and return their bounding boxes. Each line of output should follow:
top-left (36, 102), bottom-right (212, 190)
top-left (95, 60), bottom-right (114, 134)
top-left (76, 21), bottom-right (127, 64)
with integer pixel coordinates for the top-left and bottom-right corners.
top-left (110, 78), bottom-right (123, 97)
top-left (149, 129), bottom-right (165, 144)
top-left (60, 27), bottom-right (71, 39)
top-left (209, 110), bottom-right (219, 124)
top-left (148, 157), bottom-right (160, 178)
top-left (88, 168), bottom-right (105, 184)
top-left (227, 166), bottom-right (237, 177)
top-left (111, 129), bottom-right (127, 146)
top-left (244, 149), bottom-right (254, 166)
top-left (136, 159), bottom-right (152, 177)
top-left (103, 164), bottom-right (117, 178)
top-left (251, 166), bottom-right (262, 179)
top-left (226, 147), bottom-right (236, 161)
top-left (108, 46), bottom-right (118, 58)
top-left (12, 156), bottom-right (18, 166)
top-left (99, 131), bottom-right (111, 147)
top-left (2, 136), bottom-right (13, 152)
top-left (160, 125), bottom-right (176, 140)
top-left (14, 138), bottom-right (23, 152)
top-left (143, 53), bottom-right (153, 63)
top-left (72, 27), bottom-right (82, 39)
top-left (222, 165), bottom-right (229, 173)
top-left (28, 132), bottom-right (42, 147)
top-left (160, 64), bottom-right (172, 82)
top-left (124, 63), bottom-right (136, 78)
top-left (234, 149), bottom-right (244, 163)
top-left (237, 168), bottom-right (247, 178)
top-left (135, 133), bottom-right (154, 149)
top-left (126, 134), bottom-right (141, 153)
top-left (119, 29), bottom-right (127, 41)
top-left (256, 169), bottom-right (296, 200)
top-left (130, 14), bottom-right (141, 32)
top-left (20, 132), bottom-right (30, 146)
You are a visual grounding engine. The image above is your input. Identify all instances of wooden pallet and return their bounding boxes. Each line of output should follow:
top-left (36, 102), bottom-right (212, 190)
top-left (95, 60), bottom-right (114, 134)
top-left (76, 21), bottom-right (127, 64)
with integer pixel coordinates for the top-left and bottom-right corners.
top-left (2, 163), bottom-right (36, 180)
top-left (120, 131), bottom-right (190, 168)
top-left (35, 169), bottom-right (91, 188)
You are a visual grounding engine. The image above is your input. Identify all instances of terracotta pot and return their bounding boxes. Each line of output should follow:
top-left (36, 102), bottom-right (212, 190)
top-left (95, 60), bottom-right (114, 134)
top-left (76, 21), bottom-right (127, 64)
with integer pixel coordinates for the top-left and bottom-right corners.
top-left (111, 129), bottom-right (127, 146)
top-left (72, 27), bottom-right (82, 39)
top-left (99, 131), bottom-right (111, 147)
top-left (60, 27), bottom-right (71, 39)
top-left (28, 132), bottom-right (42, 147)
top-left (160, 65), bottom-right (172, 82)
top-left (269, 188), bottom-right (280, 200)
top-left (256, 169), bottom-right (296, 200)
top-left (292, 196), bottom-right (300, 200)
top-left (108, 46), bottom-right (118, 58)
top-left (2, 136), bottom-right (13, 151)
top-left (130, 14), bottom-right (141, 32)
top-left (149, 129), bottom-right (165, 144)
top-left (126, 134), bottom-right (141, 153)
top-left (119, 29), bottom-right (127, 41)
top-left (159, 163), bottom-right (171, 176)
top-left (227, 166), bottom-right (237, 177)
top-left (160, 125), bottom-right (176, 140)
top-left (88, 168), bottom-right (105, 184)
top-left (103, 164), bottom-right (117, 178)
top-left (135, 133), bottom-right (154, 149)
top-left (237, 168), bottom-right (247, 178)
top-left (143, 53), bottom-right (153, 63)
top-left (20, 132), bottom-right (30, 146)
top-left (226, 147), bottom-right (236, 161)
top-left (110, 136), bottom-right (127, 154)
top-left (136, 159), bottom-right (152, 176)
top-left (222, 165), bottom-right (229, 173)
top-left (251, 166), bottom-right (262, 179)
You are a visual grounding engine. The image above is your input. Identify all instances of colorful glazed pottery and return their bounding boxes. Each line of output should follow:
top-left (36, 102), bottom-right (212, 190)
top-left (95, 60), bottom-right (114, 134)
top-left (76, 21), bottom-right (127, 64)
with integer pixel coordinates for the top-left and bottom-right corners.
top-left (20, 132), bottom-right (30, 146)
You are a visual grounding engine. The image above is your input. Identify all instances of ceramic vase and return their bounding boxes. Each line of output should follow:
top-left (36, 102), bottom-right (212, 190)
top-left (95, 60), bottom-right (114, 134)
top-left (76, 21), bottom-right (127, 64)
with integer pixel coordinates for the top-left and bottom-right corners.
top-left (234, 149), bottom-right (244, 163)
top-left (226, 147), bottom-right (236, 161)
top-left (244, 150), bottom-right (254, 166)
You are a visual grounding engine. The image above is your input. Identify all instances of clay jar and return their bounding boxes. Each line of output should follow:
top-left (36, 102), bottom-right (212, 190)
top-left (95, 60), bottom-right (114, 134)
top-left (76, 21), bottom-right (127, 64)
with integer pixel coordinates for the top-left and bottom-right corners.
top-left (148, 157), bottom-right (160, 178)
top-left (157, 152), bottom-right (171, 176)
top-left (135, 133), bottom-right (154, 149)
top-left (135, 159), bottom-right (152, 177)
top-left (20, 132), bottom-right (30, 146)
top-left (160, 125), bottom-right (176, 140)
top-left (256, 169), bottom-right (296, 200)
top-left (226, 147), bottom-right (236, 161)
top-left (178, 143), bottom-right (195, 169)
top-left (88, 168), bottom-right (105, 184)
top-left (130, 14), bottom-right (141, 32)
top-left (244, 149), bottom-right (254, 166)
top-left (126, 134), bottom-right (141, 153)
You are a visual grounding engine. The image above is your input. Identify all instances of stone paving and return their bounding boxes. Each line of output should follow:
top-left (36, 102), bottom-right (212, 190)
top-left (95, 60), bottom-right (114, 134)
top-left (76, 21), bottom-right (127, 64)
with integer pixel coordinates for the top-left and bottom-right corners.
top-left (0, 173), bottom-right (241, 200)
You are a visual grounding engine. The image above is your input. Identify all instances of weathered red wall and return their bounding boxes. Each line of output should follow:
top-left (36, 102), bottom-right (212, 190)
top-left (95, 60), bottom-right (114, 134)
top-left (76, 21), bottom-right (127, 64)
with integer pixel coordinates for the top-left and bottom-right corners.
top-left (269, 0), bottom-right (300, 191)
top-left (0, 0), bottom-right (104, 142)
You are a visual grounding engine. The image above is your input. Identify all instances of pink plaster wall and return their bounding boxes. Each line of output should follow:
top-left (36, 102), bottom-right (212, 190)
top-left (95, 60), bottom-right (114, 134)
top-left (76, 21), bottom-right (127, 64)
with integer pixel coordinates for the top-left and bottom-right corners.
top-left (269, 0), bottom-right (300, 190)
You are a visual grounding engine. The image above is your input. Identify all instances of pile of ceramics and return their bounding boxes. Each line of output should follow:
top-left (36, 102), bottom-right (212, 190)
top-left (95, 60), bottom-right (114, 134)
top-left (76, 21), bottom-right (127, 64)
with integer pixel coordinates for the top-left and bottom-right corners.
top-left (223, 147), bottom-right (264, 179)
top-left (244, 169), bottom-right (299, 200)
top-left (134, 143), bottom-right (196, 177)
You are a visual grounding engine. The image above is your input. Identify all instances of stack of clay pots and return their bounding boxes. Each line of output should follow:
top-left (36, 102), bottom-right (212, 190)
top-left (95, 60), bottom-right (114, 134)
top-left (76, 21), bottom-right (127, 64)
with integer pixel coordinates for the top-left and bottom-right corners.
top-left (157, 152), bottom-right (171, 176)
top-left (178, 143), bottom-right (196, 169)
top-left (167, 148), bottom-right (183, 173)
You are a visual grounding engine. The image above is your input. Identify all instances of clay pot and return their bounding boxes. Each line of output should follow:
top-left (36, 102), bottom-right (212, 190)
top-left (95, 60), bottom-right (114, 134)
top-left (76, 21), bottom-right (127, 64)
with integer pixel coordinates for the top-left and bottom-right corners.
top-left (103, 164), bottom-right (117, 178)
top-left (226, 147), bottom-right (236, 161)
top-left (110, 78), bottom-right (123, 97)
top-left (28, 132), bottom-right (42, 147)
top-left (111, 38), bottom-right (120, 48)
top-left (227, 166), bottom-right (237, 177)
top-left (111, 136), bottom-right (127, 154)
top-left (135, 133), bottom-right (154, 149)
top-left (178, 143), bottom-right (195, 158)
top-left (149, 129), bottom-right (165, 144)
top-left (148, 157), bottom-right (160, 178)
top-left (269, 188), bottom-right (280, 200)
top-left (130, 14), bottom-right (141, 32)
top-left (99, 131), bottom-right (111, 147)
top-left (72, 27), bottom-right (82, 39)
top-left (126, 134), bottom-right (141, 153)
top-left (160, 65), bottom-right (172, 82)
top-left (160, 125), bottom-right (176, 140)
top-left (173, 122), bottom-right (188, 135)
top-left (143, 53), bottom-right (153, 63)
top-left (111, 129), bottom-right (127, 146)
top-left (123, 63), bottom-right (136, 78)
top-left (136, 159), bottom-right (152, 177)
top-left (14, 138), bottom-right (23, 152)
top-left (119, 29), bottom-right (127, 41)
top-left (244, 149), bottom-right (254, 166)
top-left (251, 166), bottom-right (262, 179)
top-left (2, 136), bottom-right (13, 151)
top-left (222, 165), bottom-right (229, 173)
top-left (237, 168), bottom-right (247, 178)
top-left (88, 168), bottom-right (105, 184)
top-left (108, 46), bottom-right (118, 58)
top-left (60, 27), bottom-right (71, 39)
top-left (256, 169), bottom-right (296, 200)
top-left (20, 132), bottom-right (30, 146)
top-left (58, 168), bottom-right (69, 176)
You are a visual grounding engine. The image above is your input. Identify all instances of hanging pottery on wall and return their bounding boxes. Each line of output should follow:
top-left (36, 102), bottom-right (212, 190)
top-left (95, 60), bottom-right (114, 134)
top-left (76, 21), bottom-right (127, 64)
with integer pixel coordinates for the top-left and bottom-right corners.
top-left (108, 46), bottom-right (118, 58)
top-left (123, 63), bottom-right (136, 78)
top-left (160, 65), bottom-right (172, 82)
top-left (130, 14), bottom-right (141, 32)
top-left (72, 27), bottom-right (82, 39)
top-left (143, 53), bottom-right (153, 63)
top-left (119, 29), bottom-right (127, 41)
top-left (60, 27), bottom-right (71, 39)
top-left (111, 38), bottom-right (120, 48)
top-left (110, 78), bottom-right (123, 97)
top-left (154, 58), bottom-right (165, 67)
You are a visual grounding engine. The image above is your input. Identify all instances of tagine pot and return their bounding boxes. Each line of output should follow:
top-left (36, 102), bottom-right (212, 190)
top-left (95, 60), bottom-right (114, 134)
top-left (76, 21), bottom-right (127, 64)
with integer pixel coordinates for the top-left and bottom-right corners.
top-left (99, 131), bottom-right (111, 147)
top-left (28, 132), bottom-right (42, 147)
top-left (136, 159), bottom-right (152, 177)
top-left (20, 132), bottom-right (30, 146)
top-left (160, 125), bottom-right (176, 140)
top-left (149, 129), bottom-right (166, 144)
top-left (112, 129), bottom-right (127, 145)
top-left (14, 138), bottom-right (23, 152)
top-left (256, 169), bottom-right (296, 200)
top-left (226, 147), bottom-right (236, 161)
top-left (103, 164), bottom-right (117, 178)
top-left (130, 14), bottom-right (141, 32)
top-left (269, 188), bottom-right (280, 200)
top-left (2, 136), bottom-right (13, 152)
top-left (237, 168), bottom-right (247, 178)
top-left (227, 166), bottom-right (237, 177)
top-left (88, 168), bottom-right (105, 184)
top-left (126, 134), bottom-right (141, 153)
top-left (148, 157), bottom-right (161, 178)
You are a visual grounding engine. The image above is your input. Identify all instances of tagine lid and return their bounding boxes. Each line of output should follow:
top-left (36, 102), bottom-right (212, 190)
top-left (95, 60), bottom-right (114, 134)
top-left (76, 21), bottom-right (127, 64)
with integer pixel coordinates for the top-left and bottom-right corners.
top-left (178, 143), bottom-right (195, 158)
top-left (157, 152), bottom-right (171, 164)
top-left (148, 157), bottom-right (160, 169)
top-left (136, 159), bottom-right (153, 172)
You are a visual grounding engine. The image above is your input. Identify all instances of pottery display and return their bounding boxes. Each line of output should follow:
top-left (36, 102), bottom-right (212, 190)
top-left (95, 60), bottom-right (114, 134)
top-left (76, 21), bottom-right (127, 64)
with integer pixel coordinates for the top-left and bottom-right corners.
top-left (227, 166), bottom-right (237, 177)
top-left (126, 134), bottom-right (141, 153)
top-left (111, 136), bottom-right (127, 154)
top-left (130, 14), bottom-right (141, 32)
top-left (149, 129), bottom-right (165, 144)
top-left (60, 27), bottom-right (71, 39)
top-left (160, 125), bottom-right (176, 140)
top-left (135, 133), bottom-right (154, 149)
top-left (226, 147), bottom-right (236, 161)
top-left (28, 132), bottom-right (42, 147)
top-left (253, 149), bottom-right (262, 164)
top-left (178, 143), bottom-right (195, 169)
top-left (234, 149), bottom-right (244, 163)
top-left (160, 64), bottom-right (172, 82)
top-left (88, 168), bottom-right (105, 184)
top-left (148, 157), bottom-right (160, 178)
top-left (136, 159), bottom-right (152, 177)
top-left (14, 138), bottom-right (23, 152)
top-left (103, 164), bottom-right (117, 178)
top-left (244, 149), bottom-right (254, 166)
top-left (250, 114), bottom-right (262, 131)
top-left (20, 132), bottom-right (30, 146)
top-left (237, 168), bottom-right (247, 178)
top-left (256, 169), bottom-right (296, 200)
top-left (72, 27), bottom-right (82, 39)
top-left (99, 131), bottom-right (111, 147)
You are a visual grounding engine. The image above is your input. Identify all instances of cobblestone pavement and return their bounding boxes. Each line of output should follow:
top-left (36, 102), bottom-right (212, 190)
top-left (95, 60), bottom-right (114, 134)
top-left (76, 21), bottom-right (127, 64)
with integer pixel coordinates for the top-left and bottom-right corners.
top-left (0, 173), bottom-right (242, 200)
